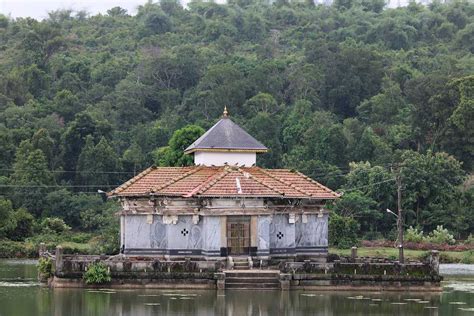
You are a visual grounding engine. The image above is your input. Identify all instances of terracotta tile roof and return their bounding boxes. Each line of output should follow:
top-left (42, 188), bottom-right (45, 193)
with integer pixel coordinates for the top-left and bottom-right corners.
top-left (109, 165), bottom-right (339, 200)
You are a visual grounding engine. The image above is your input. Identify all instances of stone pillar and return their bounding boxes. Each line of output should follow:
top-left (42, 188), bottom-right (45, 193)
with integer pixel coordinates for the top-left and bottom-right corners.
top-left (398, 245), bottom-right (404, 264)
top-left (279, 273), bottom-right (291, 291)
top-left (220, 217), bottom-right (227, 253)
top-left (250, 216), bottom-right (258, 248)
top-left (351, 247), bottom-right (358, 261)
top-left (429, 250), bottom-right (440, 275)
top-left (215, 272), bottom-right (225, 290)
top-left (55, 246), bottom-right (63, 275)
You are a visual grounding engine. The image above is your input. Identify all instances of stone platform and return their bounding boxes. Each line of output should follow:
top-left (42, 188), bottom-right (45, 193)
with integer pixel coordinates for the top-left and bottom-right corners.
top-left (41, 247), bottom-right (442, 291)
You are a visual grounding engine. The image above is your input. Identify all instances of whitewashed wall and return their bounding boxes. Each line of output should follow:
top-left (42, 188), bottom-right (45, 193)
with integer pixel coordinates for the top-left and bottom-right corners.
top-left (194, 151), bottom-right (256, 166)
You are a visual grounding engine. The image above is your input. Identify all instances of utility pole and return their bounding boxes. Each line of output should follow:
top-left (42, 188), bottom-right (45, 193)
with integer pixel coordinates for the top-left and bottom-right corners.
top-left (396, 171), bottom-right (404, 264)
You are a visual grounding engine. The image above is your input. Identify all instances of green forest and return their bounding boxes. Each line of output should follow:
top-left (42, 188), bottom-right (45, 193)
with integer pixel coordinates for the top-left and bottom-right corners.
top-left (0, 0), bottom-right (473, 255)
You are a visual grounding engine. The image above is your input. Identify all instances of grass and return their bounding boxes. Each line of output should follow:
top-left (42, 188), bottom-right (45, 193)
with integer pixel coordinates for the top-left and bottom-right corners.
top-left (59, 242), bottom-right (95, 254)
top-left (330, 247), bottom-right (474, 264)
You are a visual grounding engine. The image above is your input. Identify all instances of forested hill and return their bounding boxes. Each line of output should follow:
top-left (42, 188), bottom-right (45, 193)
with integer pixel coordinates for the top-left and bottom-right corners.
top-left (0, 0), bottom-right (473, 244)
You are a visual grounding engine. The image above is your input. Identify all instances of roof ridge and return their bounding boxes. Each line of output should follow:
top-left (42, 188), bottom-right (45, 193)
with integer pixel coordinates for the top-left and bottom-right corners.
top-left (294, 170), bottom-right (341, 198)
top-left (257, 168), bottom-right (313, 197)
top-left (240, 167), bottom-right (286, 196)
top-left (183, 167), bottom-right (227, 197)
top-left (151, 165), bottom-right (203, 194)
top-left (195, 167), bottom-right (230, 194)
top-left (108, 167), bottom-right (155, 196)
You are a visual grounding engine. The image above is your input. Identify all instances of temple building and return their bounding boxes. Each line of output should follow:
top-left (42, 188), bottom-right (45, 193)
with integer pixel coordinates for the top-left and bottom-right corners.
top-left (109, 109), bottom-right (339, 262)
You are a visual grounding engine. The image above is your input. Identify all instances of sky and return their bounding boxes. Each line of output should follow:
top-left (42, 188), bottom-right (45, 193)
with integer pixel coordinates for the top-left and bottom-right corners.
top-left (0, 0), bottom-right (408, 20)
top-left (0, 0), bottom-right (150, 20)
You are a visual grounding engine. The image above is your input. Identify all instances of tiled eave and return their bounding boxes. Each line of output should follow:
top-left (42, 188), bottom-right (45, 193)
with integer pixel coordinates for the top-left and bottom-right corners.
top-left (109, 165), bottom-right (340, 200)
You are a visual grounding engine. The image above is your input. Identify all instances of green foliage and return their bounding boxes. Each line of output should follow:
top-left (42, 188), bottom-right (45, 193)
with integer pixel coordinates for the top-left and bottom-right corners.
top-left (154, 125), bottom-right (205, 166)
top-left (95, 221), bottom-right (120, 255)
top-left (400, 150), bottom-right (466, 233)
top-left (460, 250), bottom-right (474, 264)
top-left (332, 190), bottom-right (380, 236)
top-left (83, 262), bottom-right (111, 284)
top-left (0, 199), bottom-right (16, 238)
top-left (329, 213), bottom-right (360, 249)
top-left (405, 226), bottom-right (424, 243)
top-left (466, 234), bottom-right (474, 245)
top-left (40, 217), bottom-right (71, 235)
top-left (76, 136), bottom-right (121, 187)
top-left (37, 257), bottom-right (53, 277)
top-left (0, 240), bottom-right (37, 258)
top-left (0, 0), bottom-right (472, 249)
top-left (8, 208), bottom-right (35, 241)
top-left (424, 225), bottom-right (456, 245)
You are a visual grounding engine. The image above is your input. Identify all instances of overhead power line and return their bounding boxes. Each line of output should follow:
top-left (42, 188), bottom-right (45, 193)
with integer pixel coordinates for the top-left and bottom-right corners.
top-left (0, 184), bottom-right (118, 188)
top-left (0, 168), bottom-right (136, 174)
top-left (338, 178), bottom-right (397, 193)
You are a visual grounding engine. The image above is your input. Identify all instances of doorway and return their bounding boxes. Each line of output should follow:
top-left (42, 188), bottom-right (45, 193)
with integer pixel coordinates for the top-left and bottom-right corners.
top-left (227, 216), bottom-right (250, 255)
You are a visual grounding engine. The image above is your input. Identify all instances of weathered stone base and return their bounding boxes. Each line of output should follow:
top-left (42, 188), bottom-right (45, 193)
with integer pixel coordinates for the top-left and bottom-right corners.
top-left (49, 273), bottom-right (441, 292)
top-left (46, 248), bottom-right (442, 291)
top-left (51, 276), bottom-right (217, 289)
top-left (290, 285), bottom-right (442, 292)
top-left (290, 274), bottom-right (442, 292)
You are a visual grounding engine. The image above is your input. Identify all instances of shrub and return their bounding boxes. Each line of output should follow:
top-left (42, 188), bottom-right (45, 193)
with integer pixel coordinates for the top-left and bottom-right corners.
top-left (0, 199), bottom-right (16, 238)
top-left (460, 250), bottom-right (474, 264)
top-left (66, 233), bottom-right (93, 244)
top-left (466, 234), bottom-right (474, 245)
top-left (329, 213), bottom-right (359, 249)
top-left (424, 225), bottom-right (456, 245)
top-left (0, 240), bottom-right (37, 258)
top-left (405, 226), bottom-right (424, 243)
top-left (40, 217), bottom-right (71, 234)
top-left (8, 208), bottom-right (34, 241)
top-left (363, 231), bottom-right (384, 241)
top-left (37, 257), bottom-right (53, 277)
top-left (83, 262), bottom-right (111, 284)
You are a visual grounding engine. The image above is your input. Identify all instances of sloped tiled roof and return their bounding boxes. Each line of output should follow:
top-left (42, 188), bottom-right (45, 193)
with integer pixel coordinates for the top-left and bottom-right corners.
top-left (109, 165), bottom-right (339, 200)
top-left (184, 117), bottom-right (268, 153)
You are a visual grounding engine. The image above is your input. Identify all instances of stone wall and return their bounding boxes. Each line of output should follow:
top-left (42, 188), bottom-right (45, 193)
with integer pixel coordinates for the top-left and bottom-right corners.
top-left (123, 215), bottom-right (221, 256)
top-left (122, 213), bottom-right (329, 259)
top-left (268, 214), bottom-right (328, 258)
top-left (48, 248), bottom-right (441, 290)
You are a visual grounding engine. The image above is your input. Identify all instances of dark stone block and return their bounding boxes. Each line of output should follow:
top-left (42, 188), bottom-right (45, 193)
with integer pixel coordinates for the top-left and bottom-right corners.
top-left (123, 261), bottom-right (132, 272)
top-left (152, 260), bottom-right (162, 272)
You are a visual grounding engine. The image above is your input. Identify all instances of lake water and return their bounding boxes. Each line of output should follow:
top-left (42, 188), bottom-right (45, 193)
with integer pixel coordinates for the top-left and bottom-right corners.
top-left (1, 260), bottom-right (474, 315)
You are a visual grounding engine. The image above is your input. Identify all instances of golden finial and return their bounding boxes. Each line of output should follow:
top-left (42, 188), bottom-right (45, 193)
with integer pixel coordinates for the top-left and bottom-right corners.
top-left (223, 106), bottom-right (229, 117)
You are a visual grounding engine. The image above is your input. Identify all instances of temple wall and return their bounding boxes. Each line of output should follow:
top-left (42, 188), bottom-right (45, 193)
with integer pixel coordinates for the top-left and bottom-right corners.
top-left (122, 211), bottom-right (328, 258)
top-left (269, 215), bottom-right (296, 254)
top-left (257, 216), bottom-right (271, 255)
top-left (124, 215), bottom-right (152, 249)
top-left (123, 215), bottom-right (222, 256)
top-left (166, 216), bottom-right (203, 253)
top-left (202, 216), bottom-right (221, 256)
top-left (194, 151), bottom-right (256, 166)
top-left (295, 214), bottom-right (329, 248)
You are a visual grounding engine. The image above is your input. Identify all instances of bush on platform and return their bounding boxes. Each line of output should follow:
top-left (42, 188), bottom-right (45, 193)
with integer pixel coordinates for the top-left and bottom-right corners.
top-left (83, 262), bottom-right (111, 284)
top-left (37, 257), bottom-right (53, 277)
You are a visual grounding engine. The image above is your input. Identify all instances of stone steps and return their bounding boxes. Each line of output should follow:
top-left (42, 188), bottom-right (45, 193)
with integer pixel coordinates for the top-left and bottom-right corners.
top-left (225, 271), bottom-right (279, 278)
top-left (224, 270), bottom-right (280, 290)
top-left (232, 258), bottom-right (249, 270)
top-left (225, 282), bottom-right (280, 289)
top-left (226, 277), bottom-right (279, 284)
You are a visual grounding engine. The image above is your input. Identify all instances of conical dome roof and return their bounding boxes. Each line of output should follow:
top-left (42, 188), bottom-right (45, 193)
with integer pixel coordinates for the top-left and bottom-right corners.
top-left (184, 116), bottom-right (267, 154)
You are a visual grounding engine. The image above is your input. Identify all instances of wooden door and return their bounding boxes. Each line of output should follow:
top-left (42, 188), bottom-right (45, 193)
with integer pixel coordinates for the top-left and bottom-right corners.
top-left (227, 217), bottom-right (250, 255)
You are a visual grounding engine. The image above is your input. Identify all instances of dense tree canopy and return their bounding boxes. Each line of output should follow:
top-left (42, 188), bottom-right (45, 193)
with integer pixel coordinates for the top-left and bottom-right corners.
top-left (0, 0), bottom-right (472, 240)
